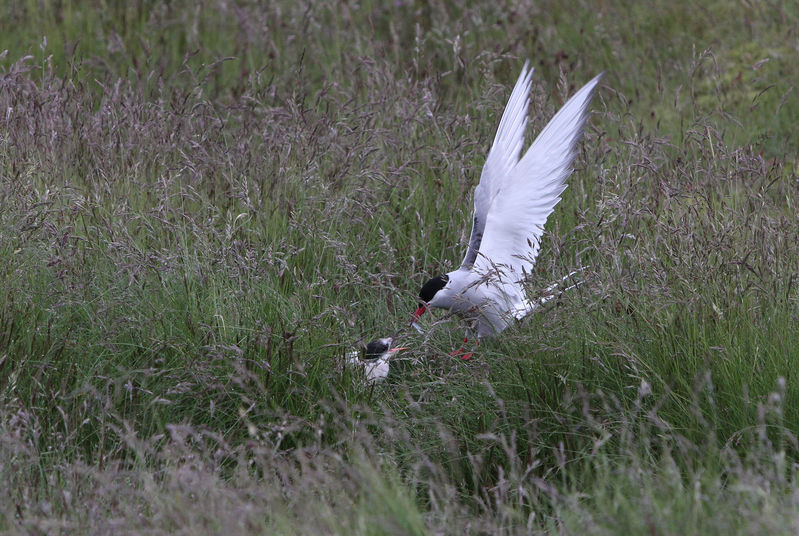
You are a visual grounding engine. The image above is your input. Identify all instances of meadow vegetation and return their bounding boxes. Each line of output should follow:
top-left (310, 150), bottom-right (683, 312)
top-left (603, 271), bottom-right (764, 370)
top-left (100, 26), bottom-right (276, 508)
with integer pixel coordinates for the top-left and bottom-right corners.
top-left (1, 0), bottom-right (798, 533)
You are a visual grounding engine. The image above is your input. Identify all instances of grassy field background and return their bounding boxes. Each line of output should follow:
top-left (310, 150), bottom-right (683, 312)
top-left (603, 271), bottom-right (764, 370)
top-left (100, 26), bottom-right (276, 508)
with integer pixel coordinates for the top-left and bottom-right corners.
top-left (1, 0), bottom-right (798, 533)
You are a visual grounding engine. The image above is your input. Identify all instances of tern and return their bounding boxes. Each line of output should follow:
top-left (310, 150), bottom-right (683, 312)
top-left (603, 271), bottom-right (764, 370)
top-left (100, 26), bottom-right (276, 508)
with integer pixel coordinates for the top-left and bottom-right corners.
top-left (412, 63), bottom-right (602, 348)
top-left (346, 338), bottom-right (407, 383)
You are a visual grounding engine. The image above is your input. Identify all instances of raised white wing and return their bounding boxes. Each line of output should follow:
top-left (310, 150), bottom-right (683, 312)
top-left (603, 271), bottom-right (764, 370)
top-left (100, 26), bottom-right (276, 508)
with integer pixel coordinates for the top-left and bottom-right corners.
top-left (473, 73), bottom-right (602, 281)
top-left (460, 62), bottom-right (534, 268)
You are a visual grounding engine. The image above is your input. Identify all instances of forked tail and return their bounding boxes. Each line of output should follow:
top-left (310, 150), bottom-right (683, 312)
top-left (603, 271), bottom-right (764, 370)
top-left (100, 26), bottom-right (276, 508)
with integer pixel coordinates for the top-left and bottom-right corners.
top-left (516, 267), bottom-right (589, 320)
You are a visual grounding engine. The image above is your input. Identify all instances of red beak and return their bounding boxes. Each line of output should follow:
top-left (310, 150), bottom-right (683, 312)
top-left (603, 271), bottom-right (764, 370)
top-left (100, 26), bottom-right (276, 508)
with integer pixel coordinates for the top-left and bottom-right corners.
top-left (411, 305), bottom-right (426, 333)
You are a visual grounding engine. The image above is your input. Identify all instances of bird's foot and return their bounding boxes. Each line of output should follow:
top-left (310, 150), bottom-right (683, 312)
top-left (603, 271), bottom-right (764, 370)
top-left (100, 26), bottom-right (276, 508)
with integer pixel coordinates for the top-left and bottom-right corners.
top-left (449, 337), bottom-right (478, 360)
top-left (449, 347), bottom-right (473, 360)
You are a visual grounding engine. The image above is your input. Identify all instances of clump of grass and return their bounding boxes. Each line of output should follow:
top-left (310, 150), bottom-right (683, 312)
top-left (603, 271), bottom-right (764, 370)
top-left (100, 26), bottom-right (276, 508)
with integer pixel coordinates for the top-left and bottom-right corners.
top-left (1, 0), bottom-right (798, 533)
top-left (2, 378), bottom-right (798, 534)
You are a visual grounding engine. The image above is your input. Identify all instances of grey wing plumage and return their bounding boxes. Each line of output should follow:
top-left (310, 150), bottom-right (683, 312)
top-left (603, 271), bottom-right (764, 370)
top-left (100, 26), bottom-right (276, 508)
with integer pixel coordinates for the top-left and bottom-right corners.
top-left (461, 214), bottom-right (484, 269)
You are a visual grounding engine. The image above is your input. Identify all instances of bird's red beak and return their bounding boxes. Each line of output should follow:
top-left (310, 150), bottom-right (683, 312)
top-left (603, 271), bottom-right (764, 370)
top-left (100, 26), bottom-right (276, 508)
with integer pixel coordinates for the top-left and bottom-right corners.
top-left (411, 305), bottom-right (427, 333)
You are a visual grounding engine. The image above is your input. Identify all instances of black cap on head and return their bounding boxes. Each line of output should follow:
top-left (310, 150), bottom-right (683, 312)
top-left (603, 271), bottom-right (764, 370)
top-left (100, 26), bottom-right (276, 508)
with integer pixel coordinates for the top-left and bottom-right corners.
top-left (419, 274), bottom-right (448, 303)
top-left (365, 338), bottom-right (391, 361)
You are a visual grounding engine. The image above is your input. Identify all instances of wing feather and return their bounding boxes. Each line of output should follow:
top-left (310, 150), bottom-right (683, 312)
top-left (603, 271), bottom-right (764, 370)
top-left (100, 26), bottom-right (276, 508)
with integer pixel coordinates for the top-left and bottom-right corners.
top-left (473, 73), bottom-right (603, 282)
top-left (460, 62), bottom-right (534, 268)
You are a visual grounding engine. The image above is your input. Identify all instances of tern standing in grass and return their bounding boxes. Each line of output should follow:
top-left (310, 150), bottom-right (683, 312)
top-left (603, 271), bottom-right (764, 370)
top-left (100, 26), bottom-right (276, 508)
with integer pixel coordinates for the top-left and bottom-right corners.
top-left (412, 63), bottom-right (602, 356)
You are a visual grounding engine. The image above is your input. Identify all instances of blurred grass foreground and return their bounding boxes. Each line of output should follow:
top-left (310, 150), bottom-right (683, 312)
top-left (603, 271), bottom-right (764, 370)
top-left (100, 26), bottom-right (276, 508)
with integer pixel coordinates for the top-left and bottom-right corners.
top-left (1, 1), bottom-right (799, 534)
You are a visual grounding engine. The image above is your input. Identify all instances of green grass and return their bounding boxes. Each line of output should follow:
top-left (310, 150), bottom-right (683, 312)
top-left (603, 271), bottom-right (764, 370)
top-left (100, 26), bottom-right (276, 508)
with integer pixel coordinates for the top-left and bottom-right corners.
top-left (1, 0), bottom-right (799, 533)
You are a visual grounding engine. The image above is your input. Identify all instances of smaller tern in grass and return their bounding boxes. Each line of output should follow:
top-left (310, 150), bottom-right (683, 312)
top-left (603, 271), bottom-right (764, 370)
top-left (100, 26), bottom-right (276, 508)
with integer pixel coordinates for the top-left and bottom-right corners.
top-left (346, 338), bottom-right (407, 383)
top-left (412, 62), bottom-right (602, 357)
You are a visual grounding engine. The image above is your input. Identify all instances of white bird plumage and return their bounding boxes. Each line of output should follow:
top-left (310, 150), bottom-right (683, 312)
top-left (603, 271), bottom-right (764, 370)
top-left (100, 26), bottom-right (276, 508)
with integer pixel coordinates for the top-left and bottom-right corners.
top-left (346, 337), bottom-right (406, 383)
top-left (413, 63), bottom-right (602, 338)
